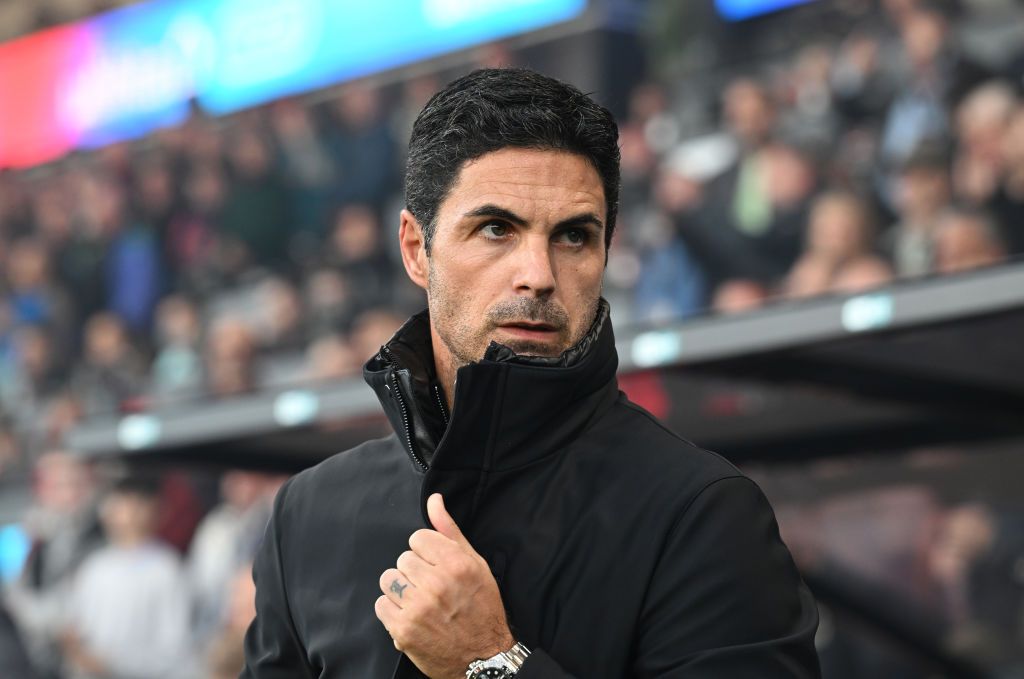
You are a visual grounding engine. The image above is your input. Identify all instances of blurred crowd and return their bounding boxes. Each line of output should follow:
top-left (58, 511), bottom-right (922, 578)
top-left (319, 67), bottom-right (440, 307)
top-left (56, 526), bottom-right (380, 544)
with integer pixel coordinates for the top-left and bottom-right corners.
top-left (613, 0), bottom-right (1023, 322)
top-left (0, 0), bottom-right (1023, 675)
top-left (3, 452), bottom-right (284, 679)
top-left (0, 0), bottom-right (1022, 461)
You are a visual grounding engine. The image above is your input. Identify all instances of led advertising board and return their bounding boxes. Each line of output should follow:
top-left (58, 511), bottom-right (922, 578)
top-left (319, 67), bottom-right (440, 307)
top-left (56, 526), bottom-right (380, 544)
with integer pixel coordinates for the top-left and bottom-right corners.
top-left (715, 0), bottom-right (816, 21)
top-left (0, 0), bottom-right (587, 168)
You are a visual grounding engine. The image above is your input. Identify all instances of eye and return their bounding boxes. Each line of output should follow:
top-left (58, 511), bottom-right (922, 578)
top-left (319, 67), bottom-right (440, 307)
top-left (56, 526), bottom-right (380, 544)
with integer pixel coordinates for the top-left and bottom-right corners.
top-left (480, 222), bottom-right (510, 239)
top-left (554, 228), bottom-right (589, 247)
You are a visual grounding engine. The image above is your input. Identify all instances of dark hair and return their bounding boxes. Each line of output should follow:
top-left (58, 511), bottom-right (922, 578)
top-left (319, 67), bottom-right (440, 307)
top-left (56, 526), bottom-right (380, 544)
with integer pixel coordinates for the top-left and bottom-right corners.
top-left (109, 475), bottom-right (161, 499)
top-left (405, 68), bottom-right (621, 253)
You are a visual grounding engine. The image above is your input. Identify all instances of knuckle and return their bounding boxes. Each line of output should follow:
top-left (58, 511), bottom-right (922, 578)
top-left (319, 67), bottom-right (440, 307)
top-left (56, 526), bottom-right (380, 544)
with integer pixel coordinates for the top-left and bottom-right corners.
top-left (397, 550), bottom-right (416, 570)
top-left (451, 557), bottom-right (475, 580)
top-left (409, 528), bottom-right (432, 548)
top-left (415, 587), bottom-right (439, 610)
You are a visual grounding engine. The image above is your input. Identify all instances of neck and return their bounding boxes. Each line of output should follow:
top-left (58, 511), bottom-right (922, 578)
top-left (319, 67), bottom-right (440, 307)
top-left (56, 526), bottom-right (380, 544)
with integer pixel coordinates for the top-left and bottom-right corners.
top-left (111, 532), bottom-right (149, 548)
top-left (430, 324), bottom-right (458, 411)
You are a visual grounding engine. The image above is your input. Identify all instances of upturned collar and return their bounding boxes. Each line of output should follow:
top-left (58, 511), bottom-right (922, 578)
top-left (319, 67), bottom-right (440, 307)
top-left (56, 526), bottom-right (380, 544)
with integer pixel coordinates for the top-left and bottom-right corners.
top-left (363, 299), bottom-right (619, 473)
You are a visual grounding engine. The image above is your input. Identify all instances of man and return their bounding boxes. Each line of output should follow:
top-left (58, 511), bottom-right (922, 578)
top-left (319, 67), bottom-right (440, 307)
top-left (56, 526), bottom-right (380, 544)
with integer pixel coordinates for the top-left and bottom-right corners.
top-left (62, 477), bottom-right (193, 679)
top-left (243, 68), bottom-right (820, 678)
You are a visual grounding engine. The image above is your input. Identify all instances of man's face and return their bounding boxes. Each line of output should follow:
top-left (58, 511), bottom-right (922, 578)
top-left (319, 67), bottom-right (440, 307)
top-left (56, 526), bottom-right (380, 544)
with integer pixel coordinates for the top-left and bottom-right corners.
top-left (410, 148), bottom-right (606, 367)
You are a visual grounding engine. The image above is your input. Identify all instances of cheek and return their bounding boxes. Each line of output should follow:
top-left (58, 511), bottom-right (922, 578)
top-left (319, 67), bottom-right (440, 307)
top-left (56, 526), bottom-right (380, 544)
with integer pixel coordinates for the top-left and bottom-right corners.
top-left (558, 258), bottom-right (605, 325)
top-left (562, 256), bottom-right (605, 295)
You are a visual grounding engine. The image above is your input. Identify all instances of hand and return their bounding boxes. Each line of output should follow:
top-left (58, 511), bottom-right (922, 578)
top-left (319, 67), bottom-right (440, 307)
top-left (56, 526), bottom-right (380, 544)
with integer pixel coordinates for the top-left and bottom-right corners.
top-left (59, 629), bottom-right (109, 676)
top-left (376, 493), bottom-right (514, 679)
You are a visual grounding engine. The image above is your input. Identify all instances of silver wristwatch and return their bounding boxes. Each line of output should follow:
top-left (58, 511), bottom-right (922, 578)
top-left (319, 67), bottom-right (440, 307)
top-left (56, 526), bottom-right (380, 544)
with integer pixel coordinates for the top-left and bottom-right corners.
top-left (466, 642), bottom-right (531, 678)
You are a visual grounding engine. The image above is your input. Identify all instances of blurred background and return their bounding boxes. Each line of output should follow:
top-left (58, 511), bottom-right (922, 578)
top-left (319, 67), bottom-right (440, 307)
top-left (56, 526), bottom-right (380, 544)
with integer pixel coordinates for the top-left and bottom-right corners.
top-left (0, 0), bottom-right (1022, 677)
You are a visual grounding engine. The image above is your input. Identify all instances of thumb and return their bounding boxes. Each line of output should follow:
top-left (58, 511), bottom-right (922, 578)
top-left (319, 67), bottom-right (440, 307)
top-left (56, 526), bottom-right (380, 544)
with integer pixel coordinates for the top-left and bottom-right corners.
top-left (427, 493), bottom-right (470, 548)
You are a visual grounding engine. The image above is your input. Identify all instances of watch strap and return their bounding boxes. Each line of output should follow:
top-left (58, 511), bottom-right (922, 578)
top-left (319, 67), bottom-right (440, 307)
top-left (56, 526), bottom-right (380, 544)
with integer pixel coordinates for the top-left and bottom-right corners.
top-left (466, 641), bottom-right (531, 677)
top-left (502, 642), bottom-right (531, 669)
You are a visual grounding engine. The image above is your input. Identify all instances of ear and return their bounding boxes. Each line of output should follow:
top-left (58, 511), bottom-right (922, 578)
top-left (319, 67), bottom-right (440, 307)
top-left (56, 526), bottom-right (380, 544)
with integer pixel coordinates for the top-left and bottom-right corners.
top-left (399, 209), bottom-right (429, 290)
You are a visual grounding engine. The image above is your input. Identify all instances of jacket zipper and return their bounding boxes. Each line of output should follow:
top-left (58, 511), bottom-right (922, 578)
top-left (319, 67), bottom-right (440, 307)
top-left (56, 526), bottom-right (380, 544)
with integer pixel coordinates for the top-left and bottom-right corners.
top-left (381, 346), bottom-right (428, 471)
top-left (433, 384), bottom-right (449, 426)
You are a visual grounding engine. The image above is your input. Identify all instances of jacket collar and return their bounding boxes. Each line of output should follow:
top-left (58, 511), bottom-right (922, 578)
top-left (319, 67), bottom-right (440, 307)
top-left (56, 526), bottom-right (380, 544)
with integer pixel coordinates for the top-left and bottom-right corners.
top-left (363, 299), bottom-right (619, 474)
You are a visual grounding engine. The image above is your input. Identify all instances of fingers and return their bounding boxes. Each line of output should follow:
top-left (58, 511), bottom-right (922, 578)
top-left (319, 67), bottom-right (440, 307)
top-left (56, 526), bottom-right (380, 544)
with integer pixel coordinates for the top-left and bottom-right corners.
top-left (427, 493), bottom-right (471, 547)
top-left (379, 568), bottom-right (414, 609)
top-left (374, 594), bottom-right (401, 644)
top-left (397, 550), bottom-right (437, 587)
top-left (409, 528), bottom-right (454, 564)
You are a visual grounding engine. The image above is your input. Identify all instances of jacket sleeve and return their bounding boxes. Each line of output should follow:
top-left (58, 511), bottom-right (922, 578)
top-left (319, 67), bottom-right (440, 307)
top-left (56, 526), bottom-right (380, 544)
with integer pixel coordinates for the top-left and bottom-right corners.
top-left (241, 478), bottom-right (317, 679)
top-left (518, 476), bottom-right (820, 679)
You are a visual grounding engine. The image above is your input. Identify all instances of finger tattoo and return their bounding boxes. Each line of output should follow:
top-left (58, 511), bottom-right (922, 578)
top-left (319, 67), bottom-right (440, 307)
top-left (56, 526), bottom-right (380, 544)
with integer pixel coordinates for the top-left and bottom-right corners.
top-left (390, 579), bottom-right (408, 598)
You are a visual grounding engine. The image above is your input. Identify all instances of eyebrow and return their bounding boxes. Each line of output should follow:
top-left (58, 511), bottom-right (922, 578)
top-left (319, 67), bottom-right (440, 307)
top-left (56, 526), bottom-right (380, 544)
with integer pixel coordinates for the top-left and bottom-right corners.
top-left (463, 204), bottom-right (605, 232)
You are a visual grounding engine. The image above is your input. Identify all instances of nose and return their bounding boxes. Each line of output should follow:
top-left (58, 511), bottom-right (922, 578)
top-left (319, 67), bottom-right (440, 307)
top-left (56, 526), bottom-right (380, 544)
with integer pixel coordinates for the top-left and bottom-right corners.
top-left (512, 235), bottom-right (556, 297)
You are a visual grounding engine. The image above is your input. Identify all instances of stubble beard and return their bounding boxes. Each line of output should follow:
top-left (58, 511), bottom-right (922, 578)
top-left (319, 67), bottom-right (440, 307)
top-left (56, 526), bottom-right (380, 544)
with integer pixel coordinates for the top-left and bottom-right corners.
top-left (427, 262), bottom-right (600, 372)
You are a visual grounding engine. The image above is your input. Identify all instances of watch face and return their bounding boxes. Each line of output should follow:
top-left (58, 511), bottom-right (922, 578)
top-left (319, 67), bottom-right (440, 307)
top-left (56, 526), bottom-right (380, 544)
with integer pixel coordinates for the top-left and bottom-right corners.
top-left (476, 670), bottom-right (512, 678)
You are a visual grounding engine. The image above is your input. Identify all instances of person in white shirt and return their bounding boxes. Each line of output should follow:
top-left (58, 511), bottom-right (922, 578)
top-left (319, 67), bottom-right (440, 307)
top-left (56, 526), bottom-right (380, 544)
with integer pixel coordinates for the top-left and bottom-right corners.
top-left (62, 476), bottom-right (194, 679)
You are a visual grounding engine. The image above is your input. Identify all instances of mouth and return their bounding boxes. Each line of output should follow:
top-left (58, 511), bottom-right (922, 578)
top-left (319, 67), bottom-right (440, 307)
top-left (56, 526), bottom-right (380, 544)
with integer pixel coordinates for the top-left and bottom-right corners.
top-left (496, 321), bottom-right (560, 341)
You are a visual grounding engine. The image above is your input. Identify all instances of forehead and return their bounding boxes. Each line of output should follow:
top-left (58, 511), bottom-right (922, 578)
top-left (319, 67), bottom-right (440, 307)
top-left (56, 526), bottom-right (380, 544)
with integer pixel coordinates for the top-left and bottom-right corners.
top-left (438, 148), bottom-right (606, 221)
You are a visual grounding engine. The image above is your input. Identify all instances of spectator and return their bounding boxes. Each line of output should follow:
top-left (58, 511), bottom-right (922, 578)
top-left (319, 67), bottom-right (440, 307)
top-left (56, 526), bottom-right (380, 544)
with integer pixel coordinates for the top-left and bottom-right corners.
top-left (952, 81), bottom-right (1018, 206)
top-left (634, 144), bottom-right (734, 317)
top-left (880, 6), bottom-right (990, 165)
top-left (304, 333), bottom-right (360, 382)
top-left (204, 316), bottom-right (257, 398)
top-left (31, 180), bottom-right (77, 297)
top-left (165, 162), bottom-right (225, 295)
top-left (220, 127), bottom-right (290, 268)
top-left (105, 204), bottom-right (163, 335)
top-left (270, 99), bottom-right (337, 240)
top-left (4, 451), bottom-right (102, 679)
top-left (630, 202), bottom-right (707, 322)
top-left (326, 84), bottom-right (398, 212)
top-left (253, 277), bottom-right (305, 356)
top-left (831, 32), bottom-right (896, 128)
top-left (0, 324), bottom-right (64, 426)
top-left (4, 237), bottom-right (72, 353)
top-left (323, 204), bottom-right (394, 317)
top-left (28, 390), bottom-right (85, 458)
top-left (151, 295), bottom-right (203, 404)
top-left (61, 476), bottom-right (193, 679)
top-left (785, 191), bottom-right (881, 298)
top-left (779, 45), bottom-right (841, 154)
top-left (708, 78), bottom-right (778, 248)
top-left (881, 142), bottom-right (953, 276)
top-left (187, 472), bottom-right (273, 651)
top-left (304, 268), bottom-right (354, 339)
top-left (131, 153), bottom-right (179, 248)
top-left (71, 312), bottom-right (146, 416)
top-left (62, 174), bottom-right (119, 328)
top-left (932, 207), bottom-right (1007, 273)
top-left (700, 80), bottom-right (816, 286)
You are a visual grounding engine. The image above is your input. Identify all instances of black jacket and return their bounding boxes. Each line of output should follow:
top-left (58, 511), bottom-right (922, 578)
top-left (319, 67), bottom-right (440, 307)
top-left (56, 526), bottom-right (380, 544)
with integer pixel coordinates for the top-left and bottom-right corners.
top-left (242, 302), bottom-right (820, 678)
